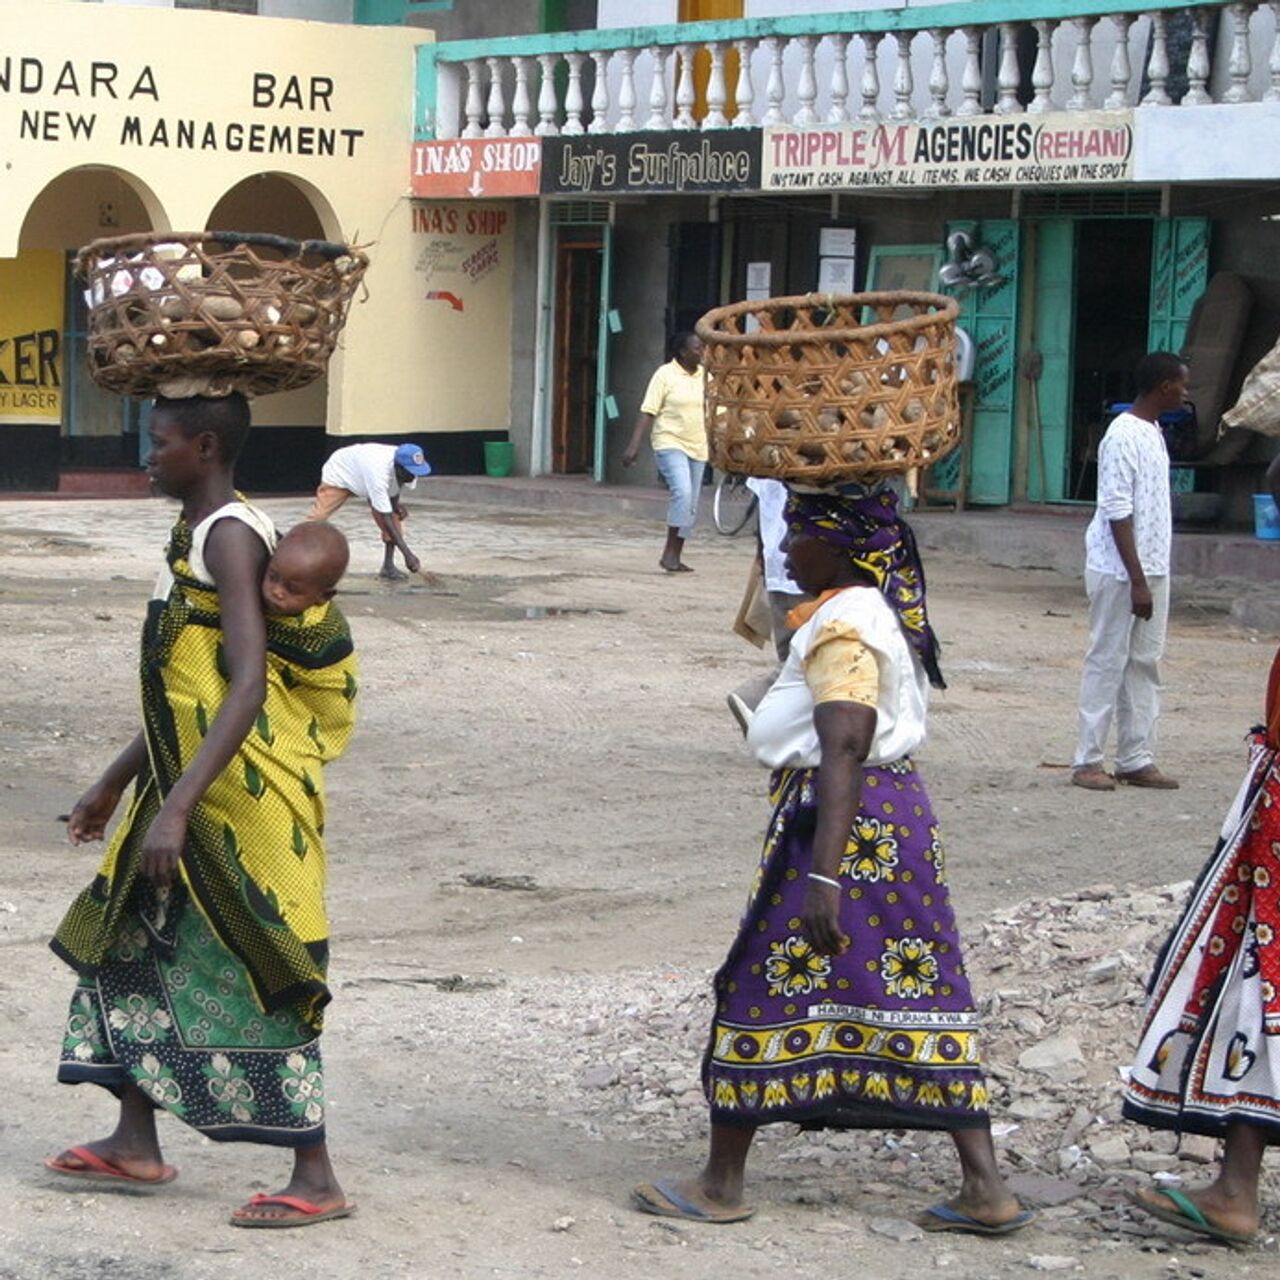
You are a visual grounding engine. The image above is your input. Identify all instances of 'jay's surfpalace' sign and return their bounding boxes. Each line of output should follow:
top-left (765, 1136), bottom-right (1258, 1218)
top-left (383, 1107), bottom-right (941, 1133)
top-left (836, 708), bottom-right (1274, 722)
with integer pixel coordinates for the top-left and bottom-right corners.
top-left (762, 111), bottom-right (1135, 191)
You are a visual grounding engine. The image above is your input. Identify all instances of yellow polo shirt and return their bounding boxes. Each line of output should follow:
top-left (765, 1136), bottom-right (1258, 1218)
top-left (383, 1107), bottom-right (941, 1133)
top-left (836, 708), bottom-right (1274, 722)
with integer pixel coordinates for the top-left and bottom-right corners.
top-left (641, 359), bottom-right (708, 461)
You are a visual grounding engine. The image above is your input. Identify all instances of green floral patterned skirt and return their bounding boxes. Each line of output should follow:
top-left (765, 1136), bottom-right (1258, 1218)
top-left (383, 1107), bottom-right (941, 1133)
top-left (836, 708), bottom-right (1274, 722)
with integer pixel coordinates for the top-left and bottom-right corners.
top-left (57, 888), bottom-right (326, 1148)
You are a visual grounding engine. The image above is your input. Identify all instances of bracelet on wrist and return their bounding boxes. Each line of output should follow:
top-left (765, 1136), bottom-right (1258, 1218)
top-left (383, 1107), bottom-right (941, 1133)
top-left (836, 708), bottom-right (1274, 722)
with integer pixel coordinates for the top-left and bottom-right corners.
top-left (807, 872), bottom-right (842, 890)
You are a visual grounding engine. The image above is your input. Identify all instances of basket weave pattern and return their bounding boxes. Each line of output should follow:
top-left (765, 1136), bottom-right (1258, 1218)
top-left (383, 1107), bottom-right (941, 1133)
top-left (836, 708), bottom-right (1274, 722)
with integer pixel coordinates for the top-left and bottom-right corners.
top-left (696, 291), bottom-right (960, 484)
top-left (75, 231), bottom-right (369, 398)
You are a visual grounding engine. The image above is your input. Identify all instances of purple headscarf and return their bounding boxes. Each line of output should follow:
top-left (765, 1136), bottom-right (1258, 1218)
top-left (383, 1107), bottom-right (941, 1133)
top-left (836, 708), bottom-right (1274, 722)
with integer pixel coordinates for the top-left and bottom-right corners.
top-left (785, 484), bottom-right (945, 689)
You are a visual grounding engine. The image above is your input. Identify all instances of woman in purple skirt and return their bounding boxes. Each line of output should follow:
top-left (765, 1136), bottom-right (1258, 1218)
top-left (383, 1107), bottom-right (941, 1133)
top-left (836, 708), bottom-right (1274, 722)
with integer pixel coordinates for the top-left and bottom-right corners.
top-left (633, 485), bottom-right (1032, 1234)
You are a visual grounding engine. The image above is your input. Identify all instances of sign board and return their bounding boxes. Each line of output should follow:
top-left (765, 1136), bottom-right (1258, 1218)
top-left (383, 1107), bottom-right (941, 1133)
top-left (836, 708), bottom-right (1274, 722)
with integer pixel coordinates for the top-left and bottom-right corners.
top-left (541, 129), bottom-right (760, 195)
top-left (0, 249), bottom-right (62, 425)
top-left (763, 111), bottom-right (1134, 191)
top-left (410, 138), bottom-right (542, 198)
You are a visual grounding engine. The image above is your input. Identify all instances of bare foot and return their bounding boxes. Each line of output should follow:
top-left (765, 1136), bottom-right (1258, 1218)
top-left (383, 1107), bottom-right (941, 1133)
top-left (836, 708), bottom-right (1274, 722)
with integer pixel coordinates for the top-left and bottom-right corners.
top-left (378, 566), bottom-right (409, 582)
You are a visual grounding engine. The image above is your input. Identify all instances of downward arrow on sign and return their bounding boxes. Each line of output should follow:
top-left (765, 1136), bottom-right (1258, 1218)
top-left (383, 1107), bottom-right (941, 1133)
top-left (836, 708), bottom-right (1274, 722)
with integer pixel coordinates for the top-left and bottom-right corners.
top-left (468, 170), bottom-right (484, 197)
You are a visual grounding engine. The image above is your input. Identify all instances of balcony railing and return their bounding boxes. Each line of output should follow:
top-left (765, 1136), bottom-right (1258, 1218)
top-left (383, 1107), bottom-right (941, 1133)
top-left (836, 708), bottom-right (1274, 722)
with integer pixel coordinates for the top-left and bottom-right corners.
top-left (417, 0), bottom-right (1279, 140)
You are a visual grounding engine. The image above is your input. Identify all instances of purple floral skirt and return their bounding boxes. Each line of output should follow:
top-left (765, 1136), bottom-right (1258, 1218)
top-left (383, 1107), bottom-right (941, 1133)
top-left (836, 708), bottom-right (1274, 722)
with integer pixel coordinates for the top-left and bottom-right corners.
top-left (704, 761), bottom-right (990, 1131)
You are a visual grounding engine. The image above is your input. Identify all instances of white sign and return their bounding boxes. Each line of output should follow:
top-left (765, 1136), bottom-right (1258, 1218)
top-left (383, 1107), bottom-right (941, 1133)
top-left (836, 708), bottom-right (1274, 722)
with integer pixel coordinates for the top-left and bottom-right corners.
top-left (763, 111), bottom-right (1135, 191)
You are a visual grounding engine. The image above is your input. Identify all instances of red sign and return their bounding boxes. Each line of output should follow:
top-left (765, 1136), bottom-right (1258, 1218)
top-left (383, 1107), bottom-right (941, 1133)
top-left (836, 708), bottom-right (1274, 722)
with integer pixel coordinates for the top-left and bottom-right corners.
top-left (410, 138), bottom-right (542, 198)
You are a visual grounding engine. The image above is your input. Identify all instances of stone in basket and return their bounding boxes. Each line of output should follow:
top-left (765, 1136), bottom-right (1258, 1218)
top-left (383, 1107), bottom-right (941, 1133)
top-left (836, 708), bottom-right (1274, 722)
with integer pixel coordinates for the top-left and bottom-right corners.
top-left (696, 291), bottom-right (961, 485)
top-left (75, 230), bottom-right (369, 399)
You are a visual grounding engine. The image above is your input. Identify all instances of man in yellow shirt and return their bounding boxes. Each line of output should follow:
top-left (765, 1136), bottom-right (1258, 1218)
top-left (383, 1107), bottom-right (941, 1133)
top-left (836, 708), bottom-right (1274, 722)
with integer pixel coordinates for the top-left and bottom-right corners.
top-left (623, 333), bottom-right (708, 573)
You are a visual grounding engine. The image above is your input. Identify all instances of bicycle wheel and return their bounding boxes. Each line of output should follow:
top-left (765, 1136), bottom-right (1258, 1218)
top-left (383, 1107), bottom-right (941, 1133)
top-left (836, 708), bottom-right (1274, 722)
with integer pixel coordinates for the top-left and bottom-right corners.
top-left (712, 473), bottom-right (759, 536)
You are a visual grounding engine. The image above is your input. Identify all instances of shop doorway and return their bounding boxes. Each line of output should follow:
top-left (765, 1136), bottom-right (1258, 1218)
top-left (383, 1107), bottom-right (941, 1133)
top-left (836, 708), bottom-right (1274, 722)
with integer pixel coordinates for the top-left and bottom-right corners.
top-left (551, 231), bottom-right (605, 476)
top-left (1024, 214), bottom-right (1207, 503)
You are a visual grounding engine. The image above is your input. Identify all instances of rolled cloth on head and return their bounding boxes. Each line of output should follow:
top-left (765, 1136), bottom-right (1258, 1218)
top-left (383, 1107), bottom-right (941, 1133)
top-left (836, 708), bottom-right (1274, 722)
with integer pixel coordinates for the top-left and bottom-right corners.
top-left (785, 483), bottom-right (945, 689)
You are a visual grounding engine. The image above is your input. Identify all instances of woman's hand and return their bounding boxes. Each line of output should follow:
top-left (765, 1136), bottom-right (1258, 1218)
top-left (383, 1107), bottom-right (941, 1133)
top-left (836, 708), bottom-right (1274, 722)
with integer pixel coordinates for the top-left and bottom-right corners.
top-left (67, 779), bottom-right (124, 845)
top-left (801, 880), bottom-right (850, 957)
top-left (139, 800), bottom-right (191, 887)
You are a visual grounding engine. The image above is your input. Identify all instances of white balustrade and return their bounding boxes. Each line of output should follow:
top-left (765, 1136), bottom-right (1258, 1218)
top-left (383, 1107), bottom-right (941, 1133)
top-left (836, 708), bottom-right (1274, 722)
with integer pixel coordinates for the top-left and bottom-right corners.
top-left (794, 35), bottom-right (819, 124)
top-left (589, 50), bottom-right (610, 133)
top-left (925, 29), bottom-right (951, 119)
top-left (674, 44), bottom-right (696, 129)
top-left (995, 22), bottom-right (1023, 113)
top-left (431, 7), bottom-right (1276, 141)
top-left (616, 47), bottom-right (637, 131)
top-left (763, 36), bottom-right (786, 125)
top-left (1068, 15), bottom-right (1096, 109)
top-left (564, 51), bottom-right (586, 134)
top-left (860, 32), bottom-right (882, 121)
top-left (510, 56), bottom-right (533, 135)
top-left (646, 45), bottom-right (670, 130)
top-left (958, 26), bottom-right (984, 116)
top-left (704, 42), bottom-right (730, 128)
top-left (1105, 13), bottom-right (1134, 109)
top-left (535, 53), bottom-right (559, 135)
top-left (484, 57), bottom-right (507, 136)
top-left (462, 59), bottom-right (484, 138)
top-left (891, 31), bottom-right (915, 119)
top-left (1030, 20), bottom-right (1056, 112)
top-left (1225, 2), bottom-right (1254, 103)
top-left (732, 38), bottom-right (756, 126)
top-left (1141, 10), bottom-right (1172, 104)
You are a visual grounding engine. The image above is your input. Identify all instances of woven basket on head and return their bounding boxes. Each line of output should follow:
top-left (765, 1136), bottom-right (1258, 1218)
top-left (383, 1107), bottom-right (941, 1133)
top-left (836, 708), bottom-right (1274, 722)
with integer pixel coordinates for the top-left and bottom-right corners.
top-left (696, 291), bottom-right (961, 484)
top-left (75, 231), bottom-right (369, 399)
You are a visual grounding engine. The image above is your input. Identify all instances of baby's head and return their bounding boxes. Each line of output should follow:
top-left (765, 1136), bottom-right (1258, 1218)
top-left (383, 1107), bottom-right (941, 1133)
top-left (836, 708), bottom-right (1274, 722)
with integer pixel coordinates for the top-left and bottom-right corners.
top-left (262, 522), bottom-right (350, 618)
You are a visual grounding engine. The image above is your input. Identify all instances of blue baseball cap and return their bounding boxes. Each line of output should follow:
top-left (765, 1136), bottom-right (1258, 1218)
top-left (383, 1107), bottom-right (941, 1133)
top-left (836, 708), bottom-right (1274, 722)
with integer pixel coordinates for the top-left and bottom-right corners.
top-left (394, 443), bottom-right (432, 477)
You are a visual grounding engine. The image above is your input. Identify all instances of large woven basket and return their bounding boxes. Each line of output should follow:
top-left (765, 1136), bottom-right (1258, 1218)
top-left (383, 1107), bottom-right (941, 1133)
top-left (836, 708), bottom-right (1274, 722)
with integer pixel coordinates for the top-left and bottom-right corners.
top-left (696, 291), bottom-right (960, 484)
top-left (75, 231), bottom-right (369, 399)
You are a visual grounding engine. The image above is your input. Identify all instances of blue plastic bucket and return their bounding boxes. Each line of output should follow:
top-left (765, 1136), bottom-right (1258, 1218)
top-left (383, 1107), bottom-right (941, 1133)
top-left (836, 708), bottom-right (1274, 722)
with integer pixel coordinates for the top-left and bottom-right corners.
top-left (1254, 494), bottom-right (1280, 540)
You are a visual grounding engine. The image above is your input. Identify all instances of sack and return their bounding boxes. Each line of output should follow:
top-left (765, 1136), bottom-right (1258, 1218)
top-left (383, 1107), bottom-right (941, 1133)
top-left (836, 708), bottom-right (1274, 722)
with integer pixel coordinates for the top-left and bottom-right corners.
top-left (1222, 332), bottom-right (1280, 438)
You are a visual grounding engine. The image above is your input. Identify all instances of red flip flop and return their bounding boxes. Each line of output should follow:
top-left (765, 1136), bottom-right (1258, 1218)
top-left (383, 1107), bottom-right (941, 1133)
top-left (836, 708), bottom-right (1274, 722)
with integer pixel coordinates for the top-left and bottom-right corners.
top-left (229, 1192), bottom-right (357, 1229)
top-left (44, 1145), bottom-right (178, 1187)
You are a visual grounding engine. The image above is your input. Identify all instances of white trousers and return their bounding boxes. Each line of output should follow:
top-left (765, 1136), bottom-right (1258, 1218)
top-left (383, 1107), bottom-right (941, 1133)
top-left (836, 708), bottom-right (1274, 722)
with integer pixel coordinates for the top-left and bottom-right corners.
top-left (1073, 570), bottom-right (1169, 773)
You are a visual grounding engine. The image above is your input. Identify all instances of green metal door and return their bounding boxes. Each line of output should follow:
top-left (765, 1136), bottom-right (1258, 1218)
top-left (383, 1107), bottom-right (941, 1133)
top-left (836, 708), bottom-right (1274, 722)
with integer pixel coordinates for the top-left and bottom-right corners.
top-left (592, 221), bottom-right (616, 483)
top-left (947, 219), bottom-right (1021, 505)
top-left (1028, 219), bottom-right (1076, 503)
top-left (1148, 217), bottom-right (1210, 354)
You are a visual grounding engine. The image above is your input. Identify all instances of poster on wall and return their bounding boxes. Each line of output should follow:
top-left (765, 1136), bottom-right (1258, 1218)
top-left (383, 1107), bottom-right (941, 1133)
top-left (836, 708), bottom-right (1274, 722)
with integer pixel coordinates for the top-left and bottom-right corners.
top-left (0, 249), bottom-right (63, 425)
top-left (410, 200), bottom-right (515, 430)
top-left (763, 111), bottom-right (1135, 191)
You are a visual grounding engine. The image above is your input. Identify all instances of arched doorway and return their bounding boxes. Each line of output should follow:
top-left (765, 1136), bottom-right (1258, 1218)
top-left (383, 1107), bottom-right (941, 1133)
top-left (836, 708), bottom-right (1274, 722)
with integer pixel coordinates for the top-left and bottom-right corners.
top-left (206, 174), bottom-right (342, 492)
top-left (9, 166), bottom-right (166, 487)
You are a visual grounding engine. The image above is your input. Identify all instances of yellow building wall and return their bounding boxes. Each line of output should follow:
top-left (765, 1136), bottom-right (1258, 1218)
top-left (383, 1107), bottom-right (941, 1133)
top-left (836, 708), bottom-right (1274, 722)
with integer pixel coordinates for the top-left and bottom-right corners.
top-left (0, 2), bottom-right (513, 439)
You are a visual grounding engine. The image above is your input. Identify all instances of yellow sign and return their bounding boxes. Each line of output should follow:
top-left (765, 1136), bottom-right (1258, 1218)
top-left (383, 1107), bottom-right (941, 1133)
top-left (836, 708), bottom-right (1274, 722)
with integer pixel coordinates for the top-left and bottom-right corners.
top-left (0, 249), bottom-right (62, 424)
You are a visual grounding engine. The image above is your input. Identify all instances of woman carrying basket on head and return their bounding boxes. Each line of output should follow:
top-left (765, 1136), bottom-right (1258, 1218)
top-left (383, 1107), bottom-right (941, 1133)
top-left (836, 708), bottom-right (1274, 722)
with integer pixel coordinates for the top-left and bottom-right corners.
top-left (633, 484), bottom-right (1032, 1236)
top-left (622, 332), bottom-right (708, 574)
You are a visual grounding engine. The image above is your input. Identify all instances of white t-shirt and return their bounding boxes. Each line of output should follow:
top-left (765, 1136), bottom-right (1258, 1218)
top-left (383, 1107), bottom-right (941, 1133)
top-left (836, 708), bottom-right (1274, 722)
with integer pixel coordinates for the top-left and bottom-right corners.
top-left (746, 477), bottom-right (801, 595)
top-left (320, 443), bottom-right (402, 515)
top-left (1085, 411), bottom-right (1172, 580)
top-left (747, 586), bottom-right (928, 769)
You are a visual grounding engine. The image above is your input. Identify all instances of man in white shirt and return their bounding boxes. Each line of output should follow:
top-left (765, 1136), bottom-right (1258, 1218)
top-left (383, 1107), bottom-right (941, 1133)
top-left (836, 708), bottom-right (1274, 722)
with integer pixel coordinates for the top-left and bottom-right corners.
top-left (308, 442), bottom-right (432, 580)
top-left (1072, 352), bottom-right (1189, 791)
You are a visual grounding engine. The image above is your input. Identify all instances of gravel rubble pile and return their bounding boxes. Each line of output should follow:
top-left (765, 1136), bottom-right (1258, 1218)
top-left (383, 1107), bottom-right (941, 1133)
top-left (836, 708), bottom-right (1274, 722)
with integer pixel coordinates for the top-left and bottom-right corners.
top-left (352, 879), bottom-right (1279, 1252)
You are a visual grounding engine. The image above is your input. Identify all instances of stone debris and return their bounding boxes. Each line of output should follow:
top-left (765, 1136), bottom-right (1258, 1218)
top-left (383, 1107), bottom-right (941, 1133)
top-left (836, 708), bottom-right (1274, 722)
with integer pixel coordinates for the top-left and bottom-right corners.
top-left (378, 880), bottom-right (1277, 1244)
top-left (868, 1217), bottom-right (925, 1243)
top-left (1026, 1256), bottom-right (1079, 1272)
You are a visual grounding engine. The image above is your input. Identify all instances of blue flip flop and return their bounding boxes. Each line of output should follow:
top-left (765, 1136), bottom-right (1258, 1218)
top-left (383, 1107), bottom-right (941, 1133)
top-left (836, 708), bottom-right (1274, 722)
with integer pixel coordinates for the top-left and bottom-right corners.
top-left (632, 1179), bottom-right (755, 1224)
top-left (1130, 1187), bottom-right (1255, 1247)
top-left (918, 1202), bottom-right (1037, 1236)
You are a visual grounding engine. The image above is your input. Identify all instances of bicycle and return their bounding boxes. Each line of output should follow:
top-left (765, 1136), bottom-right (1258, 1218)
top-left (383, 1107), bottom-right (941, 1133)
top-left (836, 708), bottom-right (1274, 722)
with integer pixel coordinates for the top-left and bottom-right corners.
top-left (712, 470), bottom-right (759, 536)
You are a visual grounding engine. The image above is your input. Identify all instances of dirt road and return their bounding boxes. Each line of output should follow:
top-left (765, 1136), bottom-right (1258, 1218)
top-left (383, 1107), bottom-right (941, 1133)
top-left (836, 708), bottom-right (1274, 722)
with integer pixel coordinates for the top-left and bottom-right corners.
top-left (0, 494), bottom-right (1275, 1279)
